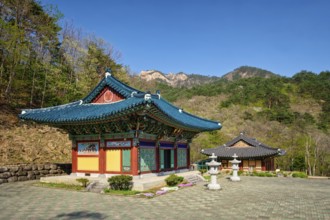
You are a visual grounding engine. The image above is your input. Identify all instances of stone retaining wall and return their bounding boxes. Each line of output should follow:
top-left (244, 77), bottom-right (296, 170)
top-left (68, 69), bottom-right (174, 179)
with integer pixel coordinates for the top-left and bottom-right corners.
top-left (0, 163), bottom-right (72, 185)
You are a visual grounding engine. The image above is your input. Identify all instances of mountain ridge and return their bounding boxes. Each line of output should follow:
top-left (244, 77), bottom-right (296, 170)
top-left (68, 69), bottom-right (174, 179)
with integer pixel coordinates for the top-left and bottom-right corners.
top-left (139, 70), bottom-right (219, 87)
top-left (138, 66), bottom-right (280, 87)
top-left (222, 66), bottom-right (279, 81)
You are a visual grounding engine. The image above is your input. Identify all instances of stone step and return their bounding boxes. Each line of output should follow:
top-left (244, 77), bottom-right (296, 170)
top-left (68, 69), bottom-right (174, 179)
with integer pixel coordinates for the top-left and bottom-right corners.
top-left (87, 181), bottom-right (108, 193)
top-left (184, 174), bottom-right (205, 184)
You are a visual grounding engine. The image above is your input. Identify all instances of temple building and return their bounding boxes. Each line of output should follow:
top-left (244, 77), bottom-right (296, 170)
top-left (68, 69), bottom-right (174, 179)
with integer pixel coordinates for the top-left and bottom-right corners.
top-left (19, 71), bottom-right (221, 177)
top-left (202, 133), bottom-right (285, 171)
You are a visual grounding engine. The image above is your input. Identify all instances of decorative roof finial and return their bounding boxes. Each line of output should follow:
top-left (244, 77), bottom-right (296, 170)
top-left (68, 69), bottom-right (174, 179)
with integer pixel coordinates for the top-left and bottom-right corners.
top-left (105, 68), bottom-right (111, 78)
top-left (156, 90), bottom-right (161, 99)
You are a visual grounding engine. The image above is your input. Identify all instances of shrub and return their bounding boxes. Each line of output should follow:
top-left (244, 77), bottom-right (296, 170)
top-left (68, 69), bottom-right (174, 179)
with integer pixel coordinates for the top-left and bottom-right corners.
top-left (165, 174), bottom-right (184, 186)
top-left (76, 178), bottom-right (89, 187)
top-left (292, 172), bottom-right (308, 178)
top-left (199, 169), bottom-right (207, 175)
top-left (249, 171), bottom-right (276, 177)
top-left (265, 172), bottom-right (275, 177)
top-left (108, 175), bottom-right (133, 190)
top-left (238, 170), bottom-right (244, 176)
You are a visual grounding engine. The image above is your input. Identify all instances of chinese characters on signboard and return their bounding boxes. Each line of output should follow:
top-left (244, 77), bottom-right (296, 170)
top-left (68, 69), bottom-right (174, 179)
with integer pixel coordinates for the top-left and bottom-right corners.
top-left (106, 141), bottom-right (131, 148)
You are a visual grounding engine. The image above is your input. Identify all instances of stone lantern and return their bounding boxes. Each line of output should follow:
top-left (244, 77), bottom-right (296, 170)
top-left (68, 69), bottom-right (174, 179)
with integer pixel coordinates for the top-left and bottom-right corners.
top-left (229, 153), bottom-right (241, 181)
top-left (206, 153), bottom-right (221, 190)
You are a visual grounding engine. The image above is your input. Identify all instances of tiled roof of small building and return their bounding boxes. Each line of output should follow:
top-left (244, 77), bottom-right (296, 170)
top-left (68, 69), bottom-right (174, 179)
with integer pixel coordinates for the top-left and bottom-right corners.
top-left (202, 133), bottom-right (285, 159)
top-left (19, 72), bottom-right (221, 132)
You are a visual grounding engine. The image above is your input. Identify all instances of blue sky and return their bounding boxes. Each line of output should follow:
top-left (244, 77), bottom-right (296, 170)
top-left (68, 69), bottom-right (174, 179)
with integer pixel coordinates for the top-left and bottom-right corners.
top-left (42, 0), bottom-right (330, 77)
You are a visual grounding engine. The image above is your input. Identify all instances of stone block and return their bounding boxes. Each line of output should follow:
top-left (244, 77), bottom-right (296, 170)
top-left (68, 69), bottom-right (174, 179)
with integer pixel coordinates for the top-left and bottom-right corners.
top-left (18, 176), bottom-right (28, 181)
top-left (35, 175), bottom-right (41, 179)
top-left (17, 171), bottom-right (27, 176)
top-left (7, 176), bottom-right (18, 182)
top-left (44, 164), bottom-right (51, 170)
top-left (39, 170), bottom-right (49, 174)
top-left (33, 171), bottom-right (40, 175)
top-left (32, 164), bottom-right (38, 170)
top-left (27, 175), bottom-right (36, 180)
top-left (27, 171), bottom-right (34, 177)
top-left (0, 167), bottom-right (8, 173)
top-left (10, 166), bottom-right (19, 172)
top-left (23, 165), bottom-right (32, 171)
top-left (0, 178), bottom-right (8, 184)
top-left (37, 165), bottom-right (44, 170)
top-left (49, 170), bottom-right (58, 174)
top-left (50, 164), bottom-right (57, 170)
top-left (0, 172), bottom-right (11, 178)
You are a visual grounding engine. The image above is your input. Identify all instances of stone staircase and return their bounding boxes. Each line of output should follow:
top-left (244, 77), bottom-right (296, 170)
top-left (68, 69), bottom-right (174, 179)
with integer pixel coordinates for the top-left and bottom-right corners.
top-left (86, 181), bottom-right (109, 193)
top-left (184, 174), bottom-right (205, 184)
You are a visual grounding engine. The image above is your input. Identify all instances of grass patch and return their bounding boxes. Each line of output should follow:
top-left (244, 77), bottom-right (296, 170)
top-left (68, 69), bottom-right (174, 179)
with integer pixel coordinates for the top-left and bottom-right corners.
top-left (203, 175), bottom-right (211, 181)
top-left (104, 189), bottom-right (140, 196)
top-left (33, 182), bottom-right (84, 191)
top-left (292, 172), bottom-right (308, 178)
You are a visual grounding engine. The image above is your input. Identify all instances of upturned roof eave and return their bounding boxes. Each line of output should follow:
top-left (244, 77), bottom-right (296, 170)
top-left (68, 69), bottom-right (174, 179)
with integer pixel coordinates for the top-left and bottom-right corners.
top-left (19, 99), bottom-right (221, 132)
top-left (201, 150), bottom-right (280, 159)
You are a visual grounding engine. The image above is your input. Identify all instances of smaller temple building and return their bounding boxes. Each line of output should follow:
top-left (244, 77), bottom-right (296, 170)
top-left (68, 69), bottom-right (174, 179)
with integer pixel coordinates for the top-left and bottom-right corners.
top-left (202, 133), bottom-right (285, 171)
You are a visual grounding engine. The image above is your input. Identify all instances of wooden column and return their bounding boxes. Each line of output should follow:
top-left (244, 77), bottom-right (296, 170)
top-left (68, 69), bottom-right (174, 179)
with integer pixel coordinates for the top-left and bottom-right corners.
top-left (71, 139), bottom-right (77, 173)
top-left (131, 140), bottom-right (139, 175)
top-left (239, 160), bottom-right (243, 171)
top-left (99, 136), bottom-right (105, 174)
top-left (271, 157), bottom-right (275, 171)
top-left (262, 159), bottom-right (266, 171)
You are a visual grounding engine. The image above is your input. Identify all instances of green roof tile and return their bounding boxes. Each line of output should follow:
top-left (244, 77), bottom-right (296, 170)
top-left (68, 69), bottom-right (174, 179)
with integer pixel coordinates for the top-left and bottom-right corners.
top-left (19, 73), bottom-right (221, 132)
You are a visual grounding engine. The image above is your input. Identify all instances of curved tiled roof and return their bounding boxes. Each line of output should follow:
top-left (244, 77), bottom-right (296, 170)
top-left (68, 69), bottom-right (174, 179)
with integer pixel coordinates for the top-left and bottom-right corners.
top-left (202, 133), bottom-right (285, 159)
top-left (19, 73), bottom-right (221, 132)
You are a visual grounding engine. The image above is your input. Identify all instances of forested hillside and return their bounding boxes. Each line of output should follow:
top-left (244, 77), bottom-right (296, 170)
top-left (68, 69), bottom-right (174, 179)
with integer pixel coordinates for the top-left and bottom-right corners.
top-left (0, 0), bottom-right (329, 176)
top-left (0, 0), bottom-right (128, 108)
top-left (131, 72), bottom-right (330, 176)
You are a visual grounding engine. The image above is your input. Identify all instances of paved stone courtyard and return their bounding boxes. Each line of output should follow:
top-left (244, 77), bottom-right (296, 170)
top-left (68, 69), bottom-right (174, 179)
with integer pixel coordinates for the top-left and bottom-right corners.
top-left (0, 176), bottom-right (329, 220)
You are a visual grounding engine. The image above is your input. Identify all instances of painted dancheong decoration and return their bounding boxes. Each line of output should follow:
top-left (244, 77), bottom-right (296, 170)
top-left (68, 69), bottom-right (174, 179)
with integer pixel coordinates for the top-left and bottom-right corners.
top-left (19, 70), bottom-right (222, 177)
top-left (202, 133), bottom-right (285, 172)
top-left (78, 142), bottom-right (99, 155)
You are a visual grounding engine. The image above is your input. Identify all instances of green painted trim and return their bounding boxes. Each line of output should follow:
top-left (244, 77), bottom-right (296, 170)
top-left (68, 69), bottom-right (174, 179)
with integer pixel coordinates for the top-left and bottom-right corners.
top-left (103, 132), bottom-right (135, 139)
top-left (160, 149), bottom-right (164, 169)
top-left (122, 149), bottom-right (131, 172)
top-left (72, 134), bottom-right (100, 141)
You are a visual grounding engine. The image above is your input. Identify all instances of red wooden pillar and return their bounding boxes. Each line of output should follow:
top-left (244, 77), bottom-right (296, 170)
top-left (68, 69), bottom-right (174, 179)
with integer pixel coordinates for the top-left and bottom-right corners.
top-left (131, 142), bottom-right (139, 176)
top-left (262, 159), bottom-right (266, 171)
top-left (156, 142), bottom-right (160, 172)
top-left (271, 157), bottom-right (274, 171)
top-left (71, 140), bottom-right (77, 173)
top-left (99, 138), bottom-right (105, 174)
top-left (239, 160), bottom-right (243, 171)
